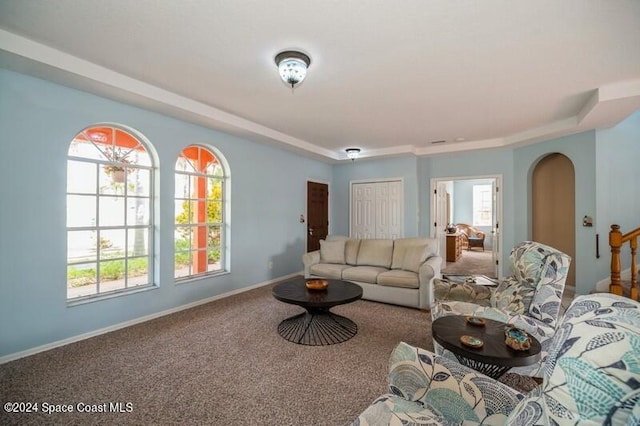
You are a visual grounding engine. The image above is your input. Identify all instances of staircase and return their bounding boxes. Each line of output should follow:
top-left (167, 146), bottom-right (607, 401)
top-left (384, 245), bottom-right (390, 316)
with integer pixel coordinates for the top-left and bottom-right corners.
top-left (609, 224), bottom-right (640, 300)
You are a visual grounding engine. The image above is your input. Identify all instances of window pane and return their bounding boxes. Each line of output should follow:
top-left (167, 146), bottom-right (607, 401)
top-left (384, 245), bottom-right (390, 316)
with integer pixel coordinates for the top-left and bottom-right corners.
top-left (207, 225), bottom-right (221, 271)
top-left (99, 196), bottom-right (125, 226)
top-left (67, 263), bottom-right (96, 288)
top-left (128, 228), bottom-right (148, 257)
top-left (129, 168), bottom-right (151, 196)
top-left (69, 138), bottom-right (104, 161)
top-left (67, 195), bottom-right (96, 227)
top-left (68, 261), bottom-right (98, 299)
top-left (99, 229), bottom-right (126, 259)
top-left (207, 200), bottom-right (223, 224)
top-left (127, 197), bottom-right (150, 226)
top-left (67, 230), bottom-right (97, 263)
top-left (175, 252), bottom-right (191, 278)
top-left (99, 171), bottom-right (126, 194)
top-left (207, 262), bottom-right (222, 272)
top-left (208, 178), bottom-right (222, 198)
top-left (175, 201), bottom-right (191, 225)
top-left (473, 184), bottom-right (492, 226)
top-left (68, 161), bottom-right (96, 194)
top-left (99, 259), bottom-right (125, 284)
top-left (175, 173), bottom-right (191, 198)
top-left (127, 257), bottom-right (149, 287)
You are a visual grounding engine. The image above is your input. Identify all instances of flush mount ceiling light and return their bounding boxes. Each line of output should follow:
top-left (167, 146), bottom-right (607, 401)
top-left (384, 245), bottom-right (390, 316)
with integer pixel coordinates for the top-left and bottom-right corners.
top-left (275, 50), bottom-right (311, 90)
top-left (345, 148), bottom-right (361, 161)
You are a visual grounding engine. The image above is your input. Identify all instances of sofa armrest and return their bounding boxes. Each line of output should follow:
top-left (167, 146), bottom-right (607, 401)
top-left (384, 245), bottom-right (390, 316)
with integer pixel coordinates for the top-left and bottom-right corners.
top-left (388, 342), bottom-right (523, 420)
top-left (433, 278), bottom-right (493, 306)
top-left (418, 256), bottom-right (441, 309)
top-left (302, 250), bottom-right (320, 278)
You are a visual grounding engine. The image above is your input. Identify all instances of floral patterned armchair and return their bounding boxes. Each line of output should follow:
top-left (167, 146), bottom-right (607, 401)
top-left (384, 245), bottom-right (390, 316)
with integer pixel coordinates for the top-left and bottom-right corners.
top-left (432, 241), bottom-right (571, 377)
top-left (353, 293), bottom-right (640, 425)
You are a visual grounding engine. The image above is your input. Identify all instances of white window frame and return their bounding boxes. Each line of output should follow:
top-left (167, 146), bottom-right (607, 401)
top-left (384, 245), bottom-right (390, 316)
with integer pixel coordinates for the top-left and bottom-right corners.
top-left (473, 184), bottom-right (492, 227)
top-left (66, 125), bottom-right (155, 303)
top-left (174, 145), bottom-right (228, 281)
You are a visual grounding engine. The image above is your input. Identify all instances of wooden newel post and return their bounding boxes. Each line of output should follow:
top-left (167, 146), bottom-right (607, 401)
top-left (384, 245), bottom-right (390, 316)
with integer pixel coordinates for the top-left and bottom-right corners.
top-left (610, 224), bottom-right (623, 296)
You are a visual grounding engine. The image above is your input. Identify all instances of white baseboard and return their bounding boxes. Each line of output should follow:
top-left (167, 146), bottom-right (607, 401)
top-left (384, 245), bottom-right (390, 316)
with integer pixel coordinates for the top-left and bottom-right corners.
top-left (0, 272), bottom-right (302, 365)
top-left (595, 268), bottom-right (632, 292)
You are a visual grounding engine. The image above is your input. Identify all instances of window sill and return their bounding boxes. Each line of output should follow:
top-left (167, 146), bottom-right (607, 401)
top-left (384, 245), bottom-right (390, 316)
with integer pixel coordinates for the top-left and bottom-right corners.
top-left (175, 270), bottom-right (230, 286)
top-left (66, 284), bottom-right (159, 307)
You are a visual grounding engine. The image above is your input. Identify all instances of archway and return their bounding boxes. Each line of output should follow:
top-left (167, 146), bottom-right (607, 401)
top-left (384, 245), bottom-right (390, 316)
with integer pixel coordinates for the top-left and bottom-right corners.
top-left (532, 153), bottom-right (576, 286)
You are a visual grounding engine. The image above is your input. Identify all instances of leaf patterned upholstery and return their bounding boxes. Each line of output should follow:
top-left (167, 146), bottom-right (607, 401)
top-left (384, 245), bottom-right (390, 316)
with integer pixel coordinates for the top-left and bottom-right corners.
top-left (353, 293), bottom-right (640, 426)
top-left (432, 241), bottom-right (571, 377)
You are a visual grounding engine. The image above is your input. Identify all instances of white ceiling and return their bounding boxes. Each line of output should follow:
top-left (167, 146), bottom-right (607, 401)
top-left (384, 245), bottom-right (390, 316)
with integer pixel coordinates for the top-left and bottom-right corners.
top-left (1, 0), bottom-right (640, 162)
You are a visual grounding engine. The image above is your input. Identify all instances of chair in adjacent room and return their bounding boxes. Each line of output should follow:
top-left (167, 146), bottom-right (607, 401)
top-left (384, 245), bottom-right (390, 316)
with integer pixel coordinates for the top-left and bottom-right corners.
top-left (455, 223), bottom-right (485, 251)
top-left (431, 240), bottom-right (571, 377)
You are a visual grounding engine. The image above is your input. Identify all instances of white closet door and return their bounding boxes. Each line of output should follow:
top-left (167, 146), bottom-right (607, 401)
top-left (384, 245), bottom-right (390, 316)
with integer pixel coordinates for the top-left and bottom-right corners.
top-left (352, 183), bottom-right (375, 239)
top-left (387, 180), bottom-right (403, 239)
top-left (352, 180), bottom-right (403, 239)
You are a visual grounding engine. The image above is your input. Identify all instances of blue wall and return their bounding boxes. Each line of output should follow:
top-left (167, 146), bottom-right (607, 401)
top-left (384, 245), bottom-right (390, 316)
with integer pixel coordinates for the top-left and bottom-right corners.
top-left (513, 131), bottom-right (597, 295)
top-left (595, 111), bottom-right (640, 280)
top-left (0, 69), bottom-right (331, 358)
top-left (1, 66), bottom-right (639, 359)
top-left (332, 156), bottom-right (420, 237)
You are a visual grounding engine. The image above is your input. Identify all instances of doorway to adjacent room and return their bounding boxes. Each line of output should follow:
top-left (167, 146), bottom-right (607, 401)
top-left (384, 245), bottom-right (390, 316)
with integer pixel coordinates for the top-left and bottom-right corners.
top-left (431, 175), bottom-right (503, 278)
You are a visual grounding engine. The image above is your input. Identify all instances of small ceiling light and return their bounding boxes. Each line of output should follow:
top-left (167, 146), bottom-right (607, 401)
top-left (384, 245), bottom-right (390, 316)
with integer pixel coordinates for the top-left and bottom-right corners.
top-left (275, 50), bottom-right (311, 90)
top-left (345, 148), bottom-right (361, 161)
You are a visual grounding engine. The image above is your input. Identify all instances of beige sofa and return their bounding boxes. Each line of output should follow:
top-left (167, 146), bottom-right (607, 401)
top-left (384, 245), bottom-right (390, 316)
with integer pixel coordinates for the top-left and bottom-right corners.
top-left (302, 236), bottom-right (441, 309)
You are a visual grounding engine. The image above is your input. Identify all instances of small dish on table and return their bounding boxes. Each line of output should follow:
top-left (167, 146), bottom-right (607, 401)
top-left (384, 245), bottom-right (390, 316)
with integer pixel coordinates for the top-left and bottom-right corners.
top-left (465, 316), bottom-right (486, 327)
top-left (460, 335), bottom-right (484, 348)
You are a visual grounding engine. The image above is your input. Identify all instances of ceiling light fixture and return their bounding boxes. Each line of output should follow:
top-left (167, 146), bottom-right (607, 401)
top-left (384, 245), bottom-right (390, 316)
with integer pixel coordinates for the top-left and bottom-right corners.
top-left (345, 148), bottom-right (361, 161)
top-left (275, 50), bottom-right (311, 90)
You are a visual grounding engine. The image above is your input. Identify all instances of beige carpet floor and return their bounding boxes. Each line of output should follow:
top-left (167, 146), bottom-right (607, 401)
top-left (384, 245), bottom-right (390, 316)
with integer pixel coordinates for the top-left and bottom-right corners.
top-left (442, 249), bottom-right (496, 277)
top-left (0, 280), bottom-right (537, 426)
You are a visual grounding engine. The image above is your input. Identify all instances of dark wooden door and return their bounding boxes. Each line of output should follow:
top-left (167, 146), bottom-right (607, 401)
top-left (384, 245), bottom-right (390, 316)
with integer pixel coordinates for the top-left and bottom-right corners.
top-left (307, 182), bottom-right (329, 252)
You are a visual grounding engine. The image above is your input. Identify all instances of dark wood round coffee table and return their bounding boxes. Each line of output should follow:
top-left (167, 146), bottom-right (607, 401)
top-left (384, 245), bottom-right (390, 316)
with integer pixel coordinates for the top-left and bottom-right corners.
top-left (432, 315), bottom-right (541, 379)
top-left (272, 278), bottom-right (363, 346)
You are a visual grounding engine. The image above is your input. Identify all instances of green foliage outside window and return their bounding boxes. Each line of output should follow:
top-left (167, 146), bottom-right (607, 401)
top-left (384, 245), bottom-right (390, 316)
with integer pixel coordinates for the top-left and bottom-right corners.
top-left (175, 179), bottom-right (223, 266)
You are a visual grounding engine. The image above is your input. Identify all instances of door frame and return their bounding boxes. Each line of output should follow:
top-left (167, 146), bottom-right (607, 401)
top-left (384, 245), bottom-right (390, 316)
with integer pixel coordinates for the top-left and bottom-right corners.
top-left (430, 174), bottom-right (503, 278)
top-left (306, 179), bottom-right (331, 251)
top-left (349, 177), bottom-right (405, 238)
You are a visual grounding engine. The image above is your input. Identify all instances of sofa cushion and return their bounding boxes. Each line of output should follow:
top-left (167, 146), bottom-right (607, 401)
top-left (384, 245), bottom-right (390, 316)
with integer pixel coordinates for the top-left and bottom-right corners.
top-left (391, 238), bottom-right (431, 269)
top-left (320, 239), bottom-right (345, 264)
top-left (357, 239), bottom-right (394, 268)
top-left (402, 245), bottom-right (429, 273)
top-left (342, 266), bottom-right (388, 283)
top-left (345, 239), bottom-right (361, 265)
top-left (377, 270), bottom-right (419, 289)
top-left (309, 263), bottom-right (351, 279)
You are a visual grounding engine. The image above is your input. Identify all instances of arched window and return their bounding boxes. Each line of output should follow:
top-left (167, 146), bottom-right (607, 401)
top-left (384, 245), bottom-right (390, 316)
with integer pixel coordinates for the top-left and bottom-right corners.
top-left (175, 145), bottom-right (227, 280)
top-left (67, 125), bottom-right (154, 300)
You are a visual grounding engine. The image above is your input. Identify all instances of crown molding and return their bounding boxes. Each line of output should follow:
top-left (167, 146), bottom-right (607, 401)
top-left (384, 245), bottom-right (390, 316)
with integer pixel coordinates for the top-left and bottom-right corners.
top-left (2, 29), bottom-right (639, 163)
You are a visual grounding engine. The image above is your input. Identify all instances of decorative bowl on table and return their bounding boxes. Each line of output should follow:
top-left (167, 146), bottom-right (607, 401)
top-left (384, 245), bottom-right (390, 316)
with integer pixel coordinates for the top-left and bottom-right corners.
top-left (305, 279), bottom-right (329, 291)
top-left (460, 335), bottom-right (484, 348)
top-left (465, 316), bottom-right (486, 327)
top-left (504, 327), bottom-right (532, 351)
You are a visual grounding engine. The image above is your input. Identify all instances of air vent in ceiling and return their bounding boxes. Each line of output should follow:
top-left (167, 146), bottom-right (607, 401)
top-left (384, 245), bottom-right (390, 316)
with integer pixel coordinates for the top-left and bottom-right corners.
top-left (430, 140), bottom-right (446, 144)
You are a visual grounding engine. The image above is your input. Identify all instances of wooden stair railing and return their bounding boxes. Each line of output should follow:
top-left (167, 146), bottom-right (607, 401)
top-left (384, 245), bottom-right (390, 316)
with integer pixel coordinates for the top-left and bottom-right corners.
top-left (610, 224), bottom-right (640, 301)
